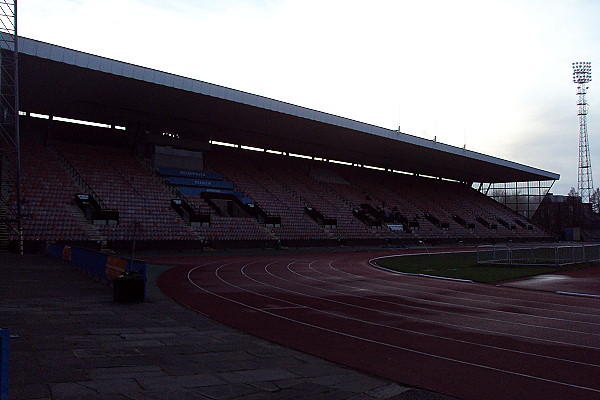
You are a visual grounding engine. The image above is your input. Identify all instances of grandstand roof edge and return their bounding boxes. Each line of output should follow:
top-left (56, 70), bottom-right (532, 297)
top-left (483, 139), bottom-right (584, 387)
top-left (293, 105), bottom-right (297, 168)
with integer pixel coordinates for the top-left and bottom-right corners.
top-left (13, 35), bottom-right (560, 183)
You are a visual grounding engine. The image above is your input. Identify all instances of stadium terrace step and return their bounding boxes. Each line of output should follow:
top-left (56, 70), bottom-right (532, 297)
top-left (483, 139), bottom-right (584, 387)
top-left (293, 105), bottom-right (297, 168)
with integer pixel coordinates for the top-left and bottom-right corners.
top-left (170, 198), bottom-right (210, 227)
top-left (8, 127), bottom-right (552, 249)
top-left (68, 203), bottom-right (105, 242)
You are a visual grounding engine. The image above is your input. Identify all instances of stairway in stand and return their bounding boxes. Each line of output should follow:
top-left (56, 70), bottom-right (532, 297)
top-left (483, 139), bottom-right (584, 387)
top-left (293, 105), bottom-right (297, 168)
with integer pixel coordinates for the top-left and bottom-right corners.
top-left (68, 203), bottom-right (106, 246)
top-left (52, 146), bottom-right (108, 247)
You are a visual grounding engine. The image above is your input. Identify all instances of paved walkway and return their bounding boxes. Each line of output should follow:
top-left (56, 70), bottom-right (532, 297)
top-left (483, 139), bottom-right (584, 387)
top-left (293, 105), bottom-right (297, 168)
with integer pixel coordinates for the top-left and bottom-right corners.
top-left (1, 254), bottom-right (457, 400)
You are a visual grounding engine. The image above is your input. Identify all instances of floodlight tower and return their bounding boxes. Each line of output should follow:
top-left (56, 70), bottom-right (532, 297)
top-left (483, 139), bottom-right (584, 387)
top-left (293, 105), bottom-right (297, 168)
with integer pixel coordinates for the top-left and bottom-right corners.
top-left (573, 61), bottom-right (593, 204)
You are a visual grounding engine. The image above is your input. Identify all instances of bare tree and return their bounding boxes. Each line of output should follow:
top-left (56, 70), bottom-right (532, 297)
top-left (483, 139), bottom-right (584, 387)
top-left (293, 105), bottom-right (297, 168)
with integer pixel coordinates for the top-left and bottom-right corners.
top-left (568, 187), bottom-right (579, 198)
top-left (590, 188), bottom-right (600, 213)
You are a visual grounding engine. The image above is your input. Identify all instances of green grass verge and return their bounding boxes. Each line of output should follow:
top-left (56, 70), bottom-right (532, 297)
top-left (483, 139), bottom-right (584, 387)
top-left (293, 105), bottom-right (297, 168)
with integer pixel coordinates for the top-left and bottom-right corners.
top-left (375, 252), bottom-right (565, 283)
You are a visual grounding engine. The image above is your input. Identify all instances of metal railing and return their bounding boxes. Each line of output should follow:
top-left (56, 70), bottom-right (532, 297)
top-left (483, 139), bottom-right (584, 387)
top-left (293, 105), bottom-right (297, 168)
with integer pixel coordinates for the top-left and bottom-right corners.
top-left (112, 166), bottom-right (145, 201)
top-left (477, 244), bottom-right (600, 266)
top-left (53, 149), bottom-right (107, 209)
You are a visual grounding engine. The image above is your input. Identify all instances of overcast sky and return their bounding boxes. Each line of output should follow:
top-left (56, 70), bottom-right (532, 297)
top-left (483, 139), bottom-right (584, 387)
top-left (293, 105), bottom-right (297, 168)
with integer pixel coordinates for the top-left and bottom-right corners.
top-left (19, 0), bottom-right (600, 195)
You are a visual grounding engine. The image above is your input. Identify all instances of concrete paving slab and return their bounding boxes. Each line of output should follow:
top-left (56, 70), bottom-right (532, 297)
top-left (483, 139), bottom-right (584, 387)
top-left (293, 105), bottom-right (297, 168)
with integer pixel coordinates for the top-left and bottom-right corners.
top-left (191, 383), bottom-right (261, 399)
top-left (2, 254), bottom-right (458, 400)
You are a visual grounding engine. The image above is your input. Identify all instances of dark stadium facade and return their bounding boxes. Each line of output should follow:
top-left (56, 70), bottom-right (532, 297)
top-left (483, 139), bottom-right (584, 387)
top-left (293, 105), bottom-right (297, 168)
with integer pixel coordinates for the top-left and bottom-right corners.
top-left (2, 36), bottom-right (560, 251)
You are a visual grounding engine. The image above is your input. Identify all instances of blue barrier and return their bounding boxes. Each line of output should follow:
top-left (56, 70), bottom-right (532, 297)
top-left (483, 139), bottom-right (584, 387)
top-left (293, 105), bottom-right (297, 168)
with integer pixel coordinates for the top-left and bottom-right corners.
top-left (70, 247), bottom-right (108, 281)
top-left (44, 242), bottom-right (63, 260)
top-left (43, 243), bottom-right (147, 299)
top-left (0, 329), bottom-right (8, 400)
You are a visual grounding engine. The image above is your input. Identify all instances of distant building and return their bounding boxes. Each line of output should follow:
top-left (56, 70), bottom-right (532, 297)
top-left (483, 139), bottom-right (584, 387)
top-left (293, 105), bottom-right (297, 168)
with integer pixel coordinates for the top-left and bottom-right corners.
top-left (532, 194), bottom-right (600, 240)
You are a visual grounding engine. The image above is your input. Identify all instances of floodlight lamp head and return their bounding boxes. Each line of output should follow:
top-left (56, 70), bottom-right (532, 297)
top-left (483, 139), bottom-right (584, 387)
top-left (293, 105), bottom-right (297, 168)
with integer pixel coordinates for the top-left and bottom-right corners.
top-left (573, 61), bottom-right (592, 84)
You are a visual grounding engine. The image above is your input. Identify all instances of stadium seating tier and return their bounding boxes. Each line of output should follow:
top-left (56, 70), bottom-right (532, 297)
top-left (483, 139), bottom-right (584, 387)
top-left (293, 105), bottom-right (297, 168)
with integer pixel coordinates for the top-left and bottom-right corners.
top-left (10, 129), bottom-right (551, 248)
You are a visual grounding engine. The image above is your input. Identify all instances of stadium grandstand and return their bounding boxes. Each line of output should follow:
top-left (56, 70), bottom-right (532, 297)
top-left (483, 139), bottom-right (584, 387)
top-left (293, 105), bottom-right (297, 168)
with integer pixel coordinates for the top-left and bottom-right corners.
top-left (1, 36), bottom-right (560, 253)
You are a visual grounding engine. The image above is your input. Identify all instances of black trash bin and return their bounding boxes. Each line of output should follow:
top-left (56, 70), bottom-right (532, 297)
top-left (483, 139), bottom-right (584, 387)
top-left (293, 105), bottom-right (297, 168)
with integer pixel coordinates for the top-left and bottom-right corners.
top-left (113, 272), bottom-right (145, 303)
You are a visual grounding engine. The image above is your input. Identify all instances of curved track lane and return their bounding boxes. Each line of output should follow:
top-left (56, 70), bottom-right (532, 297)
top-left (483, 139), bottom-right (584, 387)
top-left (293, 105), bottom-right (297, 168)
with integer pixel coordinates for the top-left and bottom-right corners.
top-left (156, 251), bottom-right (600, 400)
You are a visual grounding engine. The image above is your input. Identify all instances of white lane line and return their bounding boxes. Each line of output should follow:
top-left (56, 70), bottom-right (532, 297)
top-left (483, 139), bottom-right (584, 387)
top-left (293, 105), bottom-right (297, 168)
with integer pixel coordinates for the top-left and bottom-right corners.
top-left (234, 259), bottom-right (600, 365)
top-left (260, 305), bottom-right (306, 310)
top-left (557, 291), bottom-right (600, 299)
top-left (286, 260), bottom-right (600, 350)
top-left (371, 252), bottom-right (476, 282)
top-left (290, 259), bottom-right (600, 337)
top-left (185, 263), bottom-right (600, 395)
top-left (320, 256), bottom-right (600, 323)
top-left (256, 259), bottom-right (600, 358)
top-left (364, 253), bottom-right (600, 315)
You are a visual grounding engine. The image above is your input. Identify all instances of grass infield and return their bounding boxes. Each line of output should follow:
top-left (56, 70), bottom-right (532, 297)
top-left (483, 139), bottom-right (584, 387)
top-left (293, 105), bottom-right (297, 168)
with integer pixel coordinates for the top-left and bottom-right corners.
top-left (375, 252), bottom-right (597, 283)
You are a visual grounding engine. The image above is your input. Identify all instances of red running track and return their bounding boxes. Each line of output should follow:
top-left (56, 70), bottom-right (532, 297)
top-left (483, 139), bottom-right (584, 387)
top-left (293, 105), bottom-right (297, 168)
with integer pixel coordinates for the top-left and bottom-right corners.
top-left (155, 251), bottom-right (600, 400)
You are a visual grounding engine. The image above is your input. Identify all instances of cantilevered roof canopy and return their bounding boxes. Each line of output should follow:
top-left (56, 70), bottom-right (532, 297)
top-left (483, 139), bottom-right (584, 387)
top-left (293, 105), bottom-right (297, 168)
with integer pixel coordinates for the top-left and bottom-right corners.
top-left (15, 36), bottom-right (559, 183)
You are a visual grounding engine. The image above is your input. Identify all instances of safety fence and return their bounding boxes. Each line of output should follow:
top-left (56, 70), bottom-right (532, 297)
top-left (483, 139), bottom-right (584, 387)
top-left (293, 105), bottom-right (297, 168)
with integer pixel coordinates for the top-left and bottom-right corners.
top-left (477, 244), bottom-right (600, 266)
top-left (43, 243), bottom-right (146, 287)
top-left (0, 329), bottom-right (8, 400)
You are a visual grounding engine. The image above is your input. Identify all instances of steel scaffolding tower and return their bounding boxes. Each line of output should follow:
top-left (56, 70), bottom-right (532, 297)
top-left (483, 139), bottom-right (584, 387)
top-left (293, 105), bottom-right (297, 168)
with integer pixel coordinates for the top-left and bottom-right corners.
top-left (573, 61), bottom-right (593, 205)
top-left (0, 0), bottom-right (20, 252)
